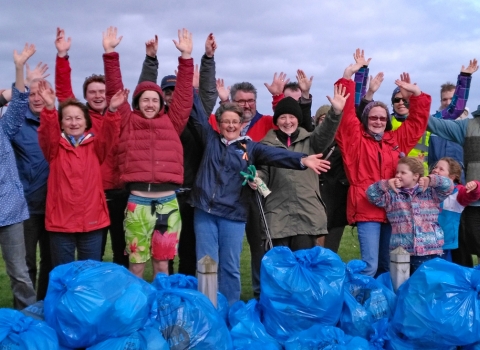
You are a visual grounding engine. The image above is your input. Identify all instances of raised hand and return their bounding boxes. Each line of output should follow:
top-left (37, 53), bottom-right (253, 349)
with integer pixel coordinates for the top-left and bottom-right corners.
top-left (326, 84), bottom-right (350, 115)
top-left (418, 176), bottom-right (431, 192)
top-left (353, 48), bottom-right (371, 67)
top-left (25, 62), bottom-right (49, 87)
top-left (296, 69), bottom-right (313, 97)
top-left (109, 88), bottom-right (129, 112)
top-left (461, 59), bottom-right (479, 75)
top-left (37, 80), bottom-right (56, 110)
top-left (55, 27), bottom-right (71, 57)
top-left (173, 28), bottom-right (193, 59)
top-left (145, 35), bottom-right (158, 57)
top-left (205, 33), bottom-right (217, 58)
top-left (301, 154), bottom-right (331, 174)
top-left (102, 26), bottom-right (123, 53)
top-left (368, 72), bottom-right (384, 94)
top-left (13, 43), bottom-right (36, 68)
top-left (216, 78), bottom-right (230, 102)
top-left (264, 72), bottom-right (289, 96)
top-left (465, 181), bottom-right (478, 193)
top-left (395, 72), bottom-right (421, 99)
top-left (192, 64), bottom-right (199, 89)
top-left (343, 62), bottom-right (363, 80)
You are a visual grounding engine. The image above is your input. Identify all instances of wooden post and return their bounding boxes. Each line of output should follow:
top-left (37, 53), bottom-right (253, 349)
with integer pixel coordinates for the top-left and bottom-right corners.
top-left (197, 255), bottom-right (218, 308)
top-left (390, 246), bottom-right (410, 292)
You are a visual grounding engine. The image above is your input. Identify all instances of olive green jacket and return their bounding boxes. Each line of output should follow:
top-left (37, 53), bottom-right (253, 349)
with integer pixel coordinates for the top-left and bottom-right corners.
top-left (257, 108), bottom-right (343, 239)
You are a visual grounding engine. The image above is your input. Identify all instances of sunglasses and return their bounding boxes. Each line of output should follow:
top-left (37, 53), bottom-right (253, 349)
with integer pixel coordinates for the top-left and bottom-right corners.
top-left (368, 116), bottom-right (388, 122)
top-left (393, 97), bottom-right (408, 104)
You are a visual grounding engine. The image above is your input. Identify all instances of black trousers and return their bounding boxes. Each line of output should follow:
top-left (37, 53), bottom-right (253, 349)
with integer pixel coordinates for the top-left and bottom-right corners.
top-left (172, 192), bottom-right (197, 276)
top-left (245, 199), bottom-right (265, 299)
top-left (101, 191), bottom-right (129, 268)
top-left (451, 206), bottom-right (480, 267)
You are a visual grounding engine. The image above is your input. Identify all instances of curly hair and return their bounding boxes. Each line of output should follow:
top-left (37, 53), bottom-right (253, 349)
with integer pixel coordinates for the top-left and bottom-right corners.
top-left (214, 103), bottom-right (244, 124)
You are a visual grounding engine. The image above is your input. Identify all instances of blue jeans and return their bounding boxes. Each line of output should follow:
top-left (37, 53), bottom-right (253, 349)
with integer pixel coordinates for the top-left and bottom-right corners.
top-left (194, 208), bottom-right (245, 305)
top-left (0, 222), bottom-right (36, 309)
top-left (49, 229), bottom-right (104, 267)
top-left (357, 222), bottom-right (392, 277)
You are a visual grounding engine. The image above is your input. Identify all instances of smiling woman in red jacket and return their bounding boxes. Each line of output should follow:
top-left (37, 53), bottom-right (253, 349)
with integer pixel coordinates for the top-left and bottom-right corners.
top-left (37, 80), bottom-right (125, 267)
top-left (335, 50), bottom-right (431, 277)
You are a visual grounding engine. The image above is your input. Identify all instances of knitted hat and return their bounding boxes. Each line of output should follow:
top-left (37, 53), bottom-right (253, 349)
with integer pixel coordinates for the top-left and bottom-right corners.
top-left (315, 105), bottom-right (330, 119)
top-left (273, 97), bottom-right (303, 125)
top-left (361, 101), bottom-right (393, 132)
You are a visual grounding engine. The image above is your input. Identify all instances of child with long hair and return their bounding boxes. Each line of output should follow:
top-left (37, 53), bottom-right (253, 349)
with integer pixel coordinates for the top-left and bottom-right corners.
top-left (431, 157), bottom-right (480, 261)
top-left (366, 157), bottom-right (454, 274)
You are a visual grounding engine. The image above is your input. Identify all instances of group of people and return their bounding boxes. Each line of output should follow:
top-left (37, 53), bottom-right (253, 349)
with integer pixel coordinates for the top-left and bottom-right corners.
top-left (2, 27), bottom-right (480, 309)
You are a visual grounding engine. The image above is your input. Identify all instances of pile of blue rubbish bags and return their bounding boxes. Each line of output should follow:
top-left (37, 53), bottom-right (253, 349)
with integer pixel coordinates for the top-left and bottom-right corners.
top-left (3, 246), bottom-right (480, 349)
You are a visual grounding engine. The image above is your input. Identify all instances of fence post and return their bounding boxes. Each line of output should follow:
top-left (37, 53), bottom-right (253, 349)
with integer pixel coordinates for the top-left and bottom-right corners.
top-left (197, 255), bottom-right (218, 308)
top-left (390, 246), bottom-right (410, 292)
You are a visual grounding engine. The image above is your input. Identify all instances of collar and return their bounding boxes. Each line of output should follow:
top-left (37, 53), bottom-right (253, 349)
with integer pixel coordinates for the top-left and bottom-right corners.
top-left (392, 111), bottom-right (408, 122)
top-left (220, 135), bottom-right (251, 146)
top-left (26, 108), bottom-right (40, 123)
top-left (274, 128), bottom-right (300, 146)
top-left (61, 132), bottom-right (93, 147)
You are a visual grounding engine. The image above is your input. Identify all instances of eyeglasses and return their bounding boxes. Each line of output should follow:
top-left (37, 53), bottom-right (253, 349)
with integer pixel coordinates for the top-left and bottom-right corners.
top-left (368, 116), bottom-right (388, 122)
top-left (233, 99), bottom-right (256, 106)
top-left (393, 97), bottom-right (408, 104)
top-left (220, 120), bottom-right (241, 125)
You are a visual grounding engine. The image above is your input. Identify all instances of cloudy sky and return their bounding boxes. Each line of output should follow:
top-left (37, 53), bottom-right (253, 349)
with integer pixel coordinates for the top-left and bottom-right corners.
top-left (1, 0), bottom-right (480, 115)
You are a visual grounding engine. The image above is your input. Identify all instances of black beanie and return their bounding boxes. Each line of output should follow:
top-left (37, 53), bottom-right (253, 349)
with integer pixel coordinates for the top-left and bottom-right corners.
top-left (273, 97), bottom-right (303, 125)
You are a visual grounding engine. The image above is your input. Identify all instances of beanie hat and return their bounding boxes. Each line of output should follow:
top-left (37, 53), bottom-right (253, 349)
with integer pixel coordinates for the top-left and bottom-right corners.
top-left (361, 101), bottom-right (393, 132)
top-left (391, 86), bottom-right (409, 121)
top-left (273, 97), bottom-right (303, 125)
top-left (315, 105), bottom-right (330, 119)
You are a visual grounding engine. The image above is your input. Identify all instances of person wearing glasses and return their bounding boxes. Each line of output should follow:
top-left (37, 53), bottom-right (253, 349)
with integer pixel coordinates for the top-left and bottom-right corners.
top-left (190, 101), bottom-right (330, 305)
top-left (335, 51), bottom-right (431, 277)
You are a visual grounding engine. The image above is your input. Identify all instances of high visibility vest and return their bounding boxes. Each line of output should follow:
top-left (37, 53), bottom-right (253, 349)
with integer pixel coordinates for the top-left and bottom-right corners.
top-left (391, 114), bottom-right (430, 175)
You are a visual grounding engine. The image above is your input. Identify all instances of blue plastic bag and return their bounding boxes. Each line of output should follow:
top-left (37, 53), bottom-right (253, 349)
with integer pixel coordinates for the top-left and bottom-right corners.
top-left (152, 287), bottom-right (232, 349)
top-left (338, 260), bottom-right (397, 338)
top-left (0, 308), bottom-right (59, 349)
top-left (391, 258), bottom-right (480, 347)
top-left (284, 324), bottom-right (369, 350)
top-left (87, 321), bottom-right (169, 350)
top-left (20, 300), bottom-right (44, 321)
top-left (376, 272), bottom-right (395, 293)
top-left (228, 300), bottom-right (281, 350)
top-left (386, 325), bottom-right (456, 350)
top-left (44, 260), bottom-right (156, 348)
top-left (152, 273), bottom-right (229, 322)
top-left (368, 318), bottom-right (389, 350)
top-left (259, 246), bottom-right (345, 342)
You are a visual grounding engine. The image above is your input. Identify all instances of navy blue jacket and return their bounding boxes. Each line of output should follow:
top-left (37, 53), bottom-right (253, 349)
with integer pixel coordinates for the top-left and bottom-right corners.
top-left (189, 94), bottom-right (308, 222)
top-left (11, 107), bottom-right (49, 214)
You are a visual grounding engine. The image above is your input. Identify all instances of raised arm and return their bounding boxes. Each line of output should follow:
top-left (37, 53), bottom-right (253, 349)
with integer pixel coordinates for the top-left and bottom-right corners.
top-left (167, 28), bottom-right (194, 135)
top-left (138, 35), bottom-right (158, 84)
top-left (357, 72), bottom-right (384, 119)
top-left (1, 43), bottom-right (36, 139)
top-left (427, 116), bottom-right (467, 146)
top-left (334, 59), bottom-right (364, 155)
top-left (434, 59), bottom-right (477, 120)
top-left (265, 72), bottom-right (288, 112)
top-left (199, 33), bottom-right (218, 116)
top-left (37, 80), bottom-right (61, 161)
top-left (102, 26), bottom-right (129, 121)
top-left (54, 27), bottom-right (75, 102)
top-left (352, 49), bottom-right (371, 107)
top-left (310, 83), bottom-right (349, 153)
top-left (297, 69), bottom-right (314, 132)
top-left (392, 74), bottom-right (431, 153)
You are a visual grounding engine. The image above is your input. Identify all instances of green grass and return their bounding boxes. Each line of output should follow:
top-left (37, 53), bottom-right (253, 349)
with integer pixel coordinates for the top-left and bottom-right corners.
top-left (0, 226), bottom-right (369, 307)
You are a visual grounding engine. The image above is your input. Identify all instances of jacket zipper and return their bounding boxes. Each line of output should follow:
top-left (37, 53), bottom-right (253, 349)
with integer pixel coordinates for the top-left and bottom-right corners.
top-left (150, 120), bottom-right (155, 183)
top-left (208, 145), bottom-right (228, 212)
top-left (378, 151), bottom-right (382, 179)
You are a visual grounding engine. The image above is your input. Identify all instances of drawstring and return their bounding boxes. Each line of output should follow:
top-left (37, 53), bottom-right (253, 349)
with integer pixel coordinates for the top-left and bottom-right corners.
top-left (150, 200), bottom-right (163, 216)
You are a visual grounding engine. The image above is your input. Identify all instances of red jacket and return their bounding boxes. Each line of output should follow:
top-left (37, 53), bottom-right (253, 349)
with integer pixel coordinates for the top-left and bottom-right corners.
top-left (104, 52), bottom-right (193, 186)
top-left (208, 112), bottom-right (275, 142)
top-left (38, 108), bottom-right (120, 232)
top-left (55, 55), bottom-right (121, 190)
top-left (335, 78), bottom-right (431, 224)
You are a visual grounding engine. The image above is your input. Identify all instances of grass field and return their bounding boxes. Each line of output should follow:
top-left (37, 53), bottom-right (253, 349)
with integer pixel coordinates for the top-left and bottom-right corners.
top-left (0, 226), bottom-right (361, 308)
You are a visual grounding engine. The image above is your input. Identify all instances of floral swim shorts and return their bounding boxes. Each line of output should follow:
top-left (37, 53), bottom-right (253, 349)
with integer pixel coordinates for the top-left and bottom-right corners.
top-left (124, 194), bottom-right (182, 263)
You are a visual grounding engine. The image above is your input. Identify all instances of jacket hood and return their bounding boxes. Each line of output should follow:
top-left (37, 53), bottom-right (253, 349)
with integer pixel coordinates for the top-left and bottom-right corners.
top-left (132, 81), bottom-right (164, 111)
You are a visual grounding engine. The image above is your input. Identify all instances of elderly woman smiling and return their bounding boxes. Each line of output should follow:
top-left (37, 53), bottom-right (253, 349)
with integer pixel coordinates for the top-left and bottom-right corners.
top-left (255, 84), bottom-right (349, 251)
top-left (334, 51), bottom-right (432, 277)
top-left (188, 97), bottom-right (330, 305)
